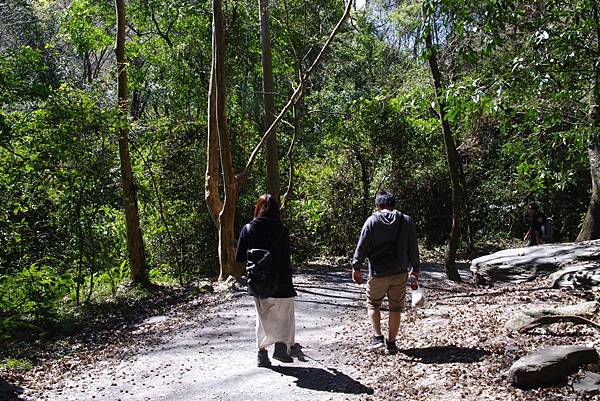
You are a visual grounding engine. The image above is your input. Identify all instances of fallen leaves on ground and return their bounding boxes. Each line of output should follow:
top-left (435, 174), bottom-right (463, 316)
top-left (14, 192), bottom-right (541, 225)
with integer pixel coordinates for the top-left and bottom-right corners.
top-left (4, 257), bottom-right (600, 401)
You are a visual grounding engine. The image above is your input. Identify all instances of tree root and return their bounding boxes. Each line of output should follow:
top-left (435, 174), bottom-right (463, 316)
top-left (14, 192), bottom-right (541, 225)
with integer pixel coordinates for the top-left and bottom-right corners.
top-left (518, 315), bottom-right (600, 334)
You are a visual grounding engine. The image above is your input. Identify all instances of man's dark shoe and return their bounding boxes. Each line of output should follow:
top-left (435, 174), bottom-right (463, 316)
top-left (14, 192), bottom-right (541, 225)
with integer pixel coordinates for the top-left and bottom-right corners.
top-left (386, 339), bottom-right (398, 355)
top-left (257, 350), bottom-right (271, 367)
top-left (272, 342), bottom-right (293, 363)
top-left (369, 335), bottom-right (385, 351)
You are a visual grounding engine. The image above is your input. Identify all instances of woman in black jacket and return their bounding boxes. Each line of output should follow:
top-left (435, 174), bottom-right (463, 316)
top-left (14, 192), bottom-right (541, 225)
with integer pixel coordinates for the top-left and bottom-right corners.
top-left (235, 194), bottom-right (296, 367)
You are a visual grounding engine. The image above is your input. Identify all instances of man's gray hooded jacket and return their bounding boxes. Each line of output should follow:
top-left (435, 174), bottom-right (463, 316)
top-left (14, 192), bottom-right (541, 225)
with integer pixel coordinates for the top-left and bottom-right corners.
top-left (352, 209), bottom-right (420, 277)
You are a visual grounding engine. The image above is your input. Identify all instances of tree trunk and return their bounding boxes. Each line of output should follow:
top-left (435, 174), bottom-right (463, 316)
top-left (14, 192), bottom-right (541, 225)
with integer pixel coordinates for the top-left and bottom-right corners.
top-left (205, 40), bottom-right (223, 228)
top-left (352, 147), bottom-right (371, 221)
top-left (207, 0), bottom-right (243, 280)
top-left (205, 0), bottom-right (353, 280)
top-left (577, 146), bottom-right (600, 241)
top-left (458, 152), bottom-right (474, 250)
top-left (425, 31), bottom-right (462, 282)
top-left (115, 0), bottom-right (148, 285)
top-left (577, 0), bottom-right (600, 241)
top-left (259, 0), bottom-right (280, 197)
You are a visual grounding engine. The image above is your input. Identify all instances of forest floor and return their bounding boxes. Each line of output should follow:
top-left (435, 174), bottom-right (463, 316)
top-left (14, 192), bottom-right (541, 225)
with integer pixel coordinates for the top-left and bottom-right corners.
top-left (3, 252), bottom-right (600, 401)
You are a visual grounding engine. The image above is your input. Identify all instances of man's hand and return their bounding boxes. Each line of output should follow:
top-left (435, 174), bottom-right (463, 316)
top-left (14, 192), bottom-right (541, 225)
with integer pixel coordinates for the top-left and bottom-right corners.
top-left (352, 270), bottom-right (362, 285)
top-left (410, 271), bottom-right (419, 290)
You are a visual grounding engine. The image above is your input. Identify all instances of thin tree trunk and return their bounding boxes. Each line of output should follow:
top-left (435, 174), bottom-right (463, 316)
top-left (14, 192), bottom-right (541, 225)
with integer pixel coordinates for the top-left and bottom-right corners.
top-left (115, 0), bottom-right (148, 285)
top-left (259, 0), bottom-right (280, 197)
top-left (425, 31), bottom-right (462, 282)
top-left (205, 0), bottom-right (353, 280)
top-left (577, 146), bottom-right (600, 241)
top-left (85, 212), bottom-right (96, 303)
top-left (457, 153), bottom-right (474, 250)
top-left (577, 0), bottom-right (600, 241)
top-left (352, 147), bottom-right (371, 221)
top-left (238, 0), bottom-right (353, 184)
top-left (205, 42), bottom-right (223, 228)
top-left (75, 187), bottom-right (85, 305)
top-left (131, 89), bottom-right (142, 121)
top-left (210, 0), bottom-right (243, 280)
top-left (84, 50), bottom-right (92, 84)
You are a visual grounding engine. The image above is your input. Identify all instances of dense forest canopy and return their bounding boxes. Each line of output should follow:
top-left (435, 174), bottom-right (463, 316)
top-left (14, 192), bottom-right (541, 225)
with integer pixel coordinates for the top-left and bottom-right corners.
top-left (1, 0), bottom-right (598, 339)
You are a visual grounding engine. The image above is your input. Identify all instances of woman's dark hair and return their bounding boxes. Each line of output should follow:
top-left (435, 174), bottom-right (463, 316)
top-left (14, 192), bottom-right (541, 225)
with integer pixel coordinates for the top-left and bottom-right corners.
top-left (528, 202), bottom-right (539, 211)
top-left (254, 194), bottom-right (281, 219)
top-left (375, 190), bottom-right (396, 209)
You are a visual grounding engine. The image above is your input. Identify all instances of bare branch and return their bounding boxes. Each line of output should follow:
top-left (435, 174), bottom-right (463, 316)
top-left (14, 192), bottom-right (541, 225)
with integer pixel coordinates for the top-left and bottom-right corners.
top-left (281, 103), bottom-right (299, 213)
top-left (148, 2), bottom-right (174, 47)
top-left (237, 0), bottom-right (353, 186)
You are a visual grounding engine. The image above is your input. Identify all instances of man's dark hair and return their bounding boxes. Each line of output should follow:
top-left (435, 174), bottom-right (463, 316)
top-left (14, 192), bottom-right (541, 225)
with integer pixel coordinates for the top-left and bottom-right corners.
top-left (375, 190), bottom-right (396, 209)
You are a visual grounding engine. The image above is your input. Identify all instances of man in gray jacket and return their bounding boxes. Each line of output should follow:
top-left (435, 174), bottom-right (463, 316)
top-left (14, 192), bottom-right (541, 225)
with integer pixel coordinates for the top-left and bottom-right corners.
top-left (352, 190), bottom-right (420, 355)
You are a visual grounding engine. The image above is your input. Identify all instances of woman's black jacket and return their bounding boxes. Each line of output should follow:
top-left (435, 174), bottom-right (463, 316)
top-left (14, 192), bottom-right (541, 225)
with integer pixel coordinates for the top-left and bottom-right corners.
top-left (235, 217), bottom-right (296, 298)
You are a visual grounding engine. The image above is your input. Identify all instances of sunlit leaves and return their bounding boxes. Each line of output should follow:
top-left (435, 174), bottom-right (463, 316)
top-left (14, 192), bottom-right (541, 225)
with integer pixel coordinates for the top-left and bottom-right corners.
top-left (0, 46), bottom-right (50, 104)
top-left (61, 0), bottom-right (114, 56)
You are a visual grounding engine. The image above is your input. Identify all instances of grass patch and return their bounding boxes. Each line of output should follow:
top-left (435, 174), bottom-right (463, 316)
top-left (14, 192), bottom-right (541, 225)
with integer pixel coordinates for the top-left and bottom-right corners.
top-left (1, 358), bottom-right (32, 371)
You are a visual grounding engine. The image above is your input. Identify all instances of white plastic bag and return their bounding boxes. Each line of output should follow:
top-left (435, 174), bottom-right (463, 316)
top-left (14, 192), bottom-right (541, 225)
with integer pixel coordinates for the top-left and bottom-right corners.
top-left (411, 285), bottom-right (425, 308)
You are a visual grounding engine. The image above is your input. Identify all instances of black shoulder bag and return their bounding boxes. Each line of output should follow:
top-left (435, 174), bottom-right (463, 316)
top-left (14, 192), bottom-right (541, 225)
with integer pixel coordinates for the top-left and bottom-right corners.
top-left (245, 228), bottom-right (284, 298)
top-left (368, 214), bottom-right (404, 267)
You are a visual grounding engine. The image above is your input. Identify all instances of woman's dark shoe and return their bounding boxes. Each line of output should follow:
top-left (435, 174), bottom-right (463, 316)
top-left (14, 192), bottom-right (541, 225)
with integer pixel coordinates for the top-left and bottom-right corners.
top-left (272, 342), bottom-right (293, 363)
top-left (257, 350), bottom-right (271, 367)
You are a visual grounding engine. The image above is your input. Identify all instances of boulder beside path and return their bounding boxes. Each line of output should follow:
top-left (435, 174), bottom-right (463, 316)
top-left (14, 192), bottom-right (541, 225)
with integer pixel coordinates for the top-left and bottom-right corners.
top-left (508, 345), bottom-right (599, 388)
top-left (573, 371), bottom-right (600, 394)
top-left (470, 240), bottom-right (600, 286)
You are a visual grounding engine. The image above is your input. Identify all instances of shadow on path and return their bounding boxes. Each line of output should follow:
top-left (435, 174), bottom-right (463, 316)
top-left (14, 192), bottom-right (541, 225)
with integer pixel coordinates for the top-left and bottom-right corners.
top-left (294, 298), bottom-right (364, 311)
top-left (0, 379), bottom-right (25, 401)
top-left (295, 288), bottom-right (360, 301)
top-left (400, 345), bottom-right (490, 364)
top-left (270, 366), bottom-right (373, 395)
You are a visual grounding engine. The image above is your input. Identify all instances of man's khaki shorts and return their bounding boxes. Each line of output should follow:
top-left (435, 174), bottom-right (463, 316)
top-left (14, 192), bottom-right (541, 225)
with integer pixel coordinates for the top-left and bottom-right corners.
top-left (366, 272), bottom-right (409, 312)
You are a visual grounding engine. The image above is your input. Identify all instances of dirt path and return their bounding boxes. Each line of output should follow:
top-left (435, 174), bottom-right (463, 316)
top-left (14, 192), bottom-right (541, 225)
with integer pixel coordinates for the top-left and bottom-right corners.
top-left (29, 264), bottom-right (382, 401)
top-left (21, 262), bottom-right (600, 401)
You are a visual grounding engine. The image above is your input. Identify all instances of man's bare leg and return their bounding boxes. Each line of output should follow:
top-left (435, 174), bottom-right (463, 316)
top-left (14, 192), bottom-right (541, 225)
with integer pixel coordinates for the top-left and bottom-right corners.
top-left (388, 311), bottom-right (401, 342)
top-left (369, 308), bottom-right (382, 336)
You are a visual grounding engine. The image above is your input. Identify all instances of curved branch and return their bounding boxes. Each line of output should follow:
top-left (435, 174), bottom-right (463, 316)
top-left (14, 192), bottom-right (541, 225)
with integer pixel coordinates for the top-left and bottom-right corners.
top-left (280, 103), bottom-right (299, 213)
top-left (518, 315), bottom-right (600, 334)
top-left (236, 0), bottom-right (353, 186)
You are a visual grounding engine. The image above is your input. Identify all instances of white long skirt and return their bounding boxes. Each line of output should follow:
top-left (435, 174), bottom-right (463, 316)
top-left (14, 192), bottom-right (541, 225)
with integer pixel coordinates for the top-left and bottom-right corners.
top-left (254, 297), bottom-right (295, 351)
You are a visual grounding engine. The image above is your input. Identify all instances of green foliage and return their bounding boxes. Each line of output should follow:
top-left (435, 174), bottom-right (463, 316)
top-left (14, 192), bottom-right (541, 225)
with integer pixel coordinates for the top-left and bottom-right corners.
top-left (0, 46), bottom-right (51, 104)
top-left (0, 358), bottom-right (33, 371)
top-left (61, 0), bottom-right (114, 56)
top-left (0, 0), bottom-right (597, 345)
top-left (0, 264), bottom-right (71, 319)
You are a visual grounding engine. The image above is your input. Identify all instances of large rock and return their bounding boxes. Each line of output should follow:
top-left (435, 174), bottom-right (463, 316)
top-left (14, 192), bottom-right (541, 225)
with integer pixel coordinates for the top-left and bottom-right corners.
top-left (550, 261), bottom-right (600, 289)
top-left (508, 345), bottom-right (599, 388)
top-left (574, 371), bottom-right (600, 394)
top-left (505, 301), bottom-right (598, 332)
top-left (471, 240), bottom-right (600, 285)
